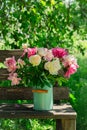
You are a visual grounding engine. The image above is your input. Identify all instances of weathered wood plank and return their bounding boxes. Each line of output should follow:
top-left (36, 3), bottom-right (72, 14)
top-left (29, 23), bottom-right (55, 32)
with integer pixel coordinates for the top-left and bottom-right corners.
top-left (0, 87), bottom-right (69, 100)
top-left (56, 119), bottom-right (62, 130)
top-left (0, 50), bottom-right (23, 62)
top-left (0, 104), bottom-right (77, 119)
top-left (0, 75), bottom-right (9, 80)
top-left (62, 119), bottom-right (76, 130)
top-left (0, 68), bottom-right (8, 74)
top-left (0, 87), bottom-right (33, 100)
top-left (0, 69), bottom-right (9, 80)
top-left (53, 87), bottom-right (69, 100)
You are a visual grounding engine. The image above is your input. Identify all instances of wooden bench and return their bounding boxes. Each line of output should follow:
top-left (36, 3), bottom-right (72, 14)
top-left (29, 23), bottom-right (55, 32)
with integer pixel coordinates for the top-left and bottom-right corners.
top-left (0, 50), bottom-right (77, 130)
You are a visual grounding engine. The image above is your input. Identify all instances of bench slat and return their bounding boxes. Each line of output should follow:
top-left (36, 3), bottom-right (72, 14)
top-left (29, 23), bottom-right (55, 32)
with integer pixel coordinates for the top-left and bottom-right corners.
top-left (0, 50), bottom-right (23, 62)
top-left (0, 68), bottom-right (8, 80)
top-left (0, 87), bottom-right (69, 100)
top-left (0, 104), bottom-right (76, 119)
top-left (0, 69), bottom-right (9, 80)
top-left (0, 69), bottom-right (8, 73)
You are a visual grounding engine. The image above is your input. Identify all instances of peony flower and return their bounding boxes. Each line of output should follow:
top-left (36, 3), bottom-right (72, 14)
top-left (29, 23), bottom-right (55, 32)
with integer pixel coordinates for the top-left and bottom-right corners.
top-left (52, 48), bottom-right (68, 58)
top-left (44, 61), bottom-right (51, 70)
top-left (27, 48), bottom-right (37, 58)
top-left (49, 59), bottom-right (61, 75)
top-left (62, 55), bottom-right (79, 68)
top-left (64, 64), bottom-right (78, 78)
top-left (29, 55), bottom-right (41, 66)
top-left (44, 50), bottom-right (54, 61)
top-left (37, 48), bottom-right (48, 57)
top-left (4, 56), bottom-right (17, 72)
top-left (8, 73), bottom-right (21, 86)
top-left (17, 59), bottom-right (25, 68)
top-left (44, 59), bottom-right (61, 75)
top-left (22, 47), bottom-right (37, 58)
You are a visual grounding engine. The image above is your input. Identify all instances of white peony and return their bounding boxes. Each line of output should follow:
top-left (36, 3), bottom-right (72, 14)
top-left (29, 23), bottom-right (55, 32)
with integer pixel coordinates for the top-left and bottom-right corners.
top-left (44, 58), bottom-right (61, 75)
top-left (37, 48), bottom-right (48, 57)
top-left (29, 55), bottom-right (41, 66)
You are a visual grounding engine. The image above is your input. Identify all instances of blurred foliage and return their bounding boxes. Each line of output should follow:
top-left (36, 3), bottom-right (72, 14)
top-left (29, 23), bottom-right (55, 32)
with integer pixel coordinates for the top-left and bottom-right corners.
top-left (0, 119), bottom-right (55, 130)
top-left (0, 0), bottom-right (87, 54)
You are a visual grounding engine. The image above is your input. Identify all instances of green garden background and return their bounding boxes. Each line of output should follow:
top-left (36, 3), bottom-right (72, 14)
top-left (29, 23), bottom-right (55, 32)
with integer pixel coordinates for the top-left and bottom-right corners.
top-left (0, 0), bottom-right (87, 129)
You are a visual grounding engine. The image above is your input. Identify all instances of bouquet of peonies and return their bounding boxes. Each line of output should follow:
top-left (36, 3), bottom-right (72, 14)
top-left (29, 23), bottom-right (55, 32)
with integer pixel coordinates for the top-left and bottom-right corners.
top-left (4, 46), bottom-right (79, 88)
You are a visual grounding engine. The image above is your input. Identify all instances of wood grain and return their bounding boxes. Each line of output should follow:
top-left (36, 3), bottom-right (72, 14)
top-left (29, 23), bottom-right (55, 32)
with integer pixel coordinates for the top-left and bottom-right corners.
top-left (62, 119), bottom-right (76, 130)
top-left (0, 87), bottom-right (69, 100)
top-left (0, 50), bottom-right (23, 62)
top-left (0, 104), bottom-right (77, 119)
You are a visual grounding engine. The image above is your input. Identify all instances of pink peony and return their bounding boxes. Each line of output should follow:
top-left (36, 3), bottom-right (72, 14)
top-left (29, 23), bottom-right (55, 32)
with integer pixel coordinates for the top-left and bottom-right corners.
top-left (52, 48), bottom-right (68, 58)
top-left (8, 73), bottom-right (21, 86)
top-left (27, 48), bottom-right (37, 58)
top-left (44, 50), bottom-right (54, 61)
top-left (22, 48), bottom-right (37, 58)
top-left (62, 55), bottom-right (79, 68)
top-left (64, 64), bottom-right (78, 78)
top-left (4, 56), bottom-right (17, 72)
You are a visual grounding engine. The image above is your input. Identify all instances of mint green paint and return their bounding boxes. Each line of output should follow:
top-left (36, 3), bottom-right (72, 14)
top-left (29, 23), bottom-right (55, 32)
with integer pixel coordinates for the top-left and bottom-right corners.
top-left (33, 85), bottom-right (53, 110)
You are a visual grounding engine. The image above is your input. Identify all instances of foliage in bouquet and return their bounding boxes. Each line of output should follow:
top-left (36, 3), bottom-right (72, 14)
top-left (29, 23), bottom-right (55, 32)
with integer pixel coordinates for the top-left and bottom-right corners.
top-left (4, 46), bottom-right (79, 88)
